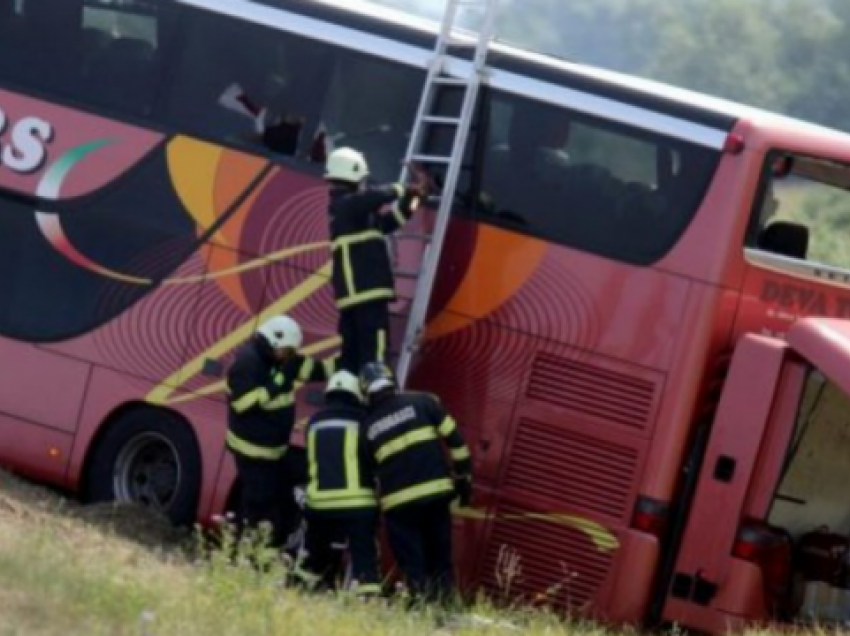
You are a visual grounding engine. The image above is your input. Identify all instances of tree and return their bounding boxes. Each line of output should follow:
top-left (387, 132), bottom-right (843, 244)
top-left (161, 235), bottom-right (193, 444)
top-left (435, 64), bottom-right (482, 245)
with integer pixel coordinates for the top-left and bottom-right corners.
top-left (373, 0), bottom-right (850, 132)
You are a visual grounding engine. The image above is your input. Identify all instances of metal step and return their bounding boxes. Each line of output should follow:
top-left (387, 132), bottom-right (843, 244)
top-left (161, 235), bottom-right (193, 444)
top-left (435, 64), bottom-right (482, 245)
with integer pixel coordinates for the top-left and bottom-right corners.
top-left (447, 37), bottom-right (479, 49)
top-left (410, 154), bottom-right (452, 164)
top-left (394, 0), bottom-right (499, 388)
top-left (422, 115), bottom-right (462, 125)
top-left (433, 76), bottom-right (468, 87)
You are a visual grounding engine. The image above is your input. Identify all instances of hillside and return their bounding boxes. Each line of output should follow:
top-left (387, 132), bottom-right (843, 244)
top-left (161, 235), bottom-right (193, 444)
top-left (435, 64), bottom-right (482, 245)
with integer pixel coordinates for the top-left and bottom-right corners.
top-left (0, 471), bottom-right (835, 635)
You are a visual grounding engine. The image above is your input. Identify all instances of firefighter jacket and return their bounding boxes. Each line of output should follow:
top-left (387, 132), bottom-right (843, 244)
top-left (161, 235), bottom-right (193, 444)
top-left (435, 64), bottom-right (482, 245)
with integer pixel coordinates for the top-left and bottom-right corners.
top-left (328, 183), bottom-right (419, 310)
top-left (364, 391), bottom-right (471, 511)
top-left (304, 397), bottom-right (377, 516)
top-left (226, 336), bottom-right (333, 461)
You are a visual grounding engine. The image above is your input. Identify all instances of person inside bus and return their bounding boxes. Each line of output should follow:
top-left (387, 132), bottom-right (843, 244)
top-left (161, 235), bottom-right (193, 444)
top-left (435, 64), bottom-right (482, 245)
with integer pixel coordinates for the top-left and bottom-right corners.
top-left (755, 156), bottom-right (810, 260)
top-left (324, 147), bottom-right (429, 374)
top-left (218, 81), bottom-right (305, 156)
top-left (481, 102), bottom-right (572, 226)
top-left (225, 314), bottom-right (334, 551)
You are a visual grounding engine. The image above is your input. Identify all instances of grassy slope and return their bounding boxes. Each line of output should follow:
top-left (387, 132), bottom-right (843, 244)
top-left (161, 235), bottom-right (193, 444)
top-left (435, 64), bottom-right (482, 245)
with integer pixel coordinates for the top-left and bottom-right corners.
top-left (0, 471), bottom-right (838, 636)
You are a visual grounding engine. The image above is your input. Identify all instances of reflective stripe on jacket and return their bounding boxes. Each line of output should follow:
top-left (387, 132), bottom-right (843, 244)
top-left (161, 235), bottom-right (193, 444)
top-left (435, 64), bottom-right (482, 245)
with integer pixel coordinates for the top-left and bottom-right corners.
top-left (305, 402), bottom-right (377, 514)
top-left (363, 391), bottom-right (470, 511)
top-left (329, 183), bottom-right (419, 310)
top-left (226, 337), bottom-right (333, 460)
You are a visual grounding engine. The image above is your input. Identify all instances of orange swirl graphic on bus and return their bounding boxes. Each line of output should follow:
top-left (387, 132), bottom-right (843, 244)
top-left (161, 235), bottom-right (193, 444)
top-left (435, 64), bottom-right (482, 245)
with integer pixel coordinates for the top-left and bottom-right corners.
top-left (33, 136), bottom-right (329, 304)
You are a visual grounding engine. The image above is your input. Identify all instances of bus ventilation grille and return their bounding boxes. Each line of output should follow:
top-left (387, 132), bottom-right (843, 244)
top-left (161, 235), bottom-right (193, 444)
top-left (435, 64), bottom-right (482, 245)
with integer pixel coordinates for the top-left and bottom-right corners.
top-left (481, 501), bottom-right (614, 612)
top-left (503, 417), bottom-right (638, 520)
top-left (526, 353), bottom-right (657, 433)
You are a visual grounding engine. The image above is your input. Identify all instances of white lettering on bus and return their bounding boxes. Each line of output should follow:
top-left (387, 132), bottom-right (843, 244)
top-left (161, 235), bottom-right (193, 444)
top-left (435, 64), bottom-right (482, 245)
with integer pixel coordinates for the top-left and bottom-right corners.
top-left (0, 107), bottom-right (54, 175)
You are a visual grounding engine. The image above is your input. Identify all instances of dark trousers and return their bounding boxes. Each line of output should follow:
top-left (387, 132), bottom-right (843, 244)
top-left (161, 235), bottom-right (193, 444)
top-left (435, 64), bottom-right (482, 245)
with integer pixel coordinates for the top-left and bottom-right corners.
top-left (338, 300), bottom-right (390, 374)
top-left (232, 450), bottom-right (305, 549)
top-left (303, 511), bottom-right (380, 590)
top-left (385, 498), bottom-right (454, 602)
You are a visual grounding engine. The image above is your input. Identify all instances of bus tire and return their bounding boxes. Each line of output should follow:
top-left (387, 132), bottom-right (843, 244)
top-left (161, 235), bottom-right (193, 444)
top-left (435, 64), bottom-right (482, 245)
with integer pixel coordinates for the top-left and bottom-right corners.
top-left (85, 407), bottom-right (202, 528)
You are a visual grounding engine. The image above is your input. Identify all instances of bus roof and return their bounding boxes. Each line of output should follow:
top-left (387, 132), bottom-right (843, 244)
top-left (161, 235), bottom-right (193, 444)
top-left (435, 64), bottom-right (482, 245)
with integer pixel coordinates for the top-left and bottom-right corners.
top-left (189, 0), bottom-right (850, 149)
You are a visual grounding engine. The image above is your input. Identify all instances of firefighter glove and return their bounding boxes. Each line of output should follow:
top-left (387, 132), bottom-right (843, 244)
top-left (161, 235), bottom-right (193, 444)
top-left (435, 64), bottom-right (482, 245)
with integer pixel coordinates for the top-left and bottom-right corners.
top-left (407, 162), bottom-right (432, 199)
top-left (454, 475), bottom-right (473, 508)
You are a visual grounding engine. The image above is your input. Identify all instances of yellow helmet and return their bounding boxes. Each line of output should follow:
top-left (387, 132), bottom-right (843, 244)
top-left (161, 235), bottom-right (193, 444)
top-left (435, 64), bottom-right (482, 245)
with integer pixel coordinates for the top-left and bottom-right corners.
top-left (324, 147), bottom-right (369, 183)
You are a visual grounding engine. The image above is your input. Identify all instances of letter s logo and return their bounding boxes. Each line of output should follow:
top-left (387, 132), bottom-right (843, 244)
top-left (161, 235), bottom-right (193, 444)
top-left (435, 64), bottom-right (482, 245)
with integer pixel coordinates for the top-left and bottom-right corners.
top-left (2, 116), bottom-right (53, 174)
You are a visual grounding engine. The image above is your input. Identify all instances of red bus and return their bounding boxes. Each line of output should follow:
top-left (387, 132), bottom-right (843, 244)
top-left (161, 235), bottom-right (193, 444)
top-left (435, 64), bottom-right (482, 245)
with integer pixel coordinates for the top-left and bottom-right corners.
top-left (2, 0), bottom-right (850, 630)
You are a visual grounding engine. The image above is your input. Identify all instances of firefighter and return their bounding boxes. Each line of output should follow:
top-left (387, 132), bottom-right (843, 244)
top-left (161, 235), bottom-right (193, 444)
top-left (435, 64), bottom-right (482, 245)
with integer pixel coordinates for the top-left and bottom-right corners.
top-left (226, 314), bottom-right (334, 549)
top-left (324, 147), bottom-right (429, 373)
top-left (359, 362), bottom-right (472, 603)
top-left (295, 370), bottom-right (381, 596)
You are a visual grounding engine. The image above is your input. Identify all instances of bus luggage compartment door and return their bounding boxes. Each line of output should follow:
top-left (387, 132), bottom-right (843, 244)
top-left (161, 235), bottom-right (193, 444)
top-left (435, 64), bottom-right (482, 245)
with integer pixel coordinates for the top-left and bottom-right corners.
top-left (662, 335), bottom-right (789, 633)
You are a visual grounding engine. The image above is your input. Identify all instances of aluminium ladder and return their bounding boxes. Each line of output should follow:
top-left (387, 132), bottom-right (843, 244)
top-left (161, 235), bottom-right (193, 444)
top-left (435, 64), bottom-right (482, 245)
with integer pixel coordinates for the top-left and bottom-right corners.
top-left (394, 0), bottom-right (499, 388)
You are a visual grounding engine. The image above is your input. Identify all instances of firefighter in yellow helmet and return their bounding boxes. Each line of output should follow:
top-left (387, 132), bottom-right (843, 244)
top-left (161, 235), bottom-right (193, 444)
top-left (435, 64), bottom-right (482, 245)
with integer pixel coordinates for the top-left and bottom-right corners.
top-left (226, 314), bottom-right (334, 548)
top-left (359, 362), bottom-right (472, 603)
top-left (295, 370), bottom-right (380, 595)
top-left (324, 147), bottom-right (430, 373)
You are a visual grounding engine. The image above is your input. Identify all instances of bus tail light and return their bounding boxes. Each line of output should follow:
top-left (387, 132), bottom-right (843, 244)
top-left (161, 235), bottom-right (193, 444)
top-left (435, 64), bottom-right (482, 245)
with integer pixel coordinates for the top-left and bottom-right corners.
top-left (631, 496), bottom-right (670, 538)
top-left (732, 520), bottom-right (794, 615)
top-left (732, 521), bottom-right (785, 561)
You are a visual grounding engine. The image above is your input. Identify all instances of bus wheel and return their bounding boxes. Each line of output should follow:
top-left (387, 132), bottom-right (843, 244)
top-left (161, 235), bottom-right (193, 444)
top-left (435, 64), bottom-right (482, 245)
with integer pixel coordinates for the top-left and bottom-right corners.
top-left (85, 407), bottom-right (202, 528)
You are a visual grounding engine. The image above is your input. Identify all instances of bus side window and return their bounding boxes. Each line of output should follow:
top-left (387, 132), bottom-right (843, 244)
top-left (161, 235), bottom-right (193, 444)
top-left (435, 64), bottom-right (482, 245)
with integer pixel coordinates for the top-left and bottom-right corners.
top-left (81, 0), bottom-right (167, 119)
top-left (317, 52), bottom-right (424, 184)
top-left (162, 8), bottom-right (334, 161)
top-left (0, 3), bottom-right (25, 83)
top-left (475, 91), bottom-right (719, 265)
top-left (0, 0), bottom-right (165, 120)
top-left (0, 0), bottom-right (84, 97)
top-left (748, 154), bottom-right (850, 270)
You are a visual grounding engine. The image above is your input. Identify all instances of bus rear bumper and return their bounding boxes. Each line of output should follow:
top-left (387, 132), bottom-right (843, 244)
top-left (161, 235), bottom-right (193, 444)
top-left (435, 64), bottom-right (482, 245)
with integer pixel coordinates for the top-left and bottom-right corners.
top-left (663, 559), bottom-right (769, 634)
top-left (603, 530), bottom-right (660, 625)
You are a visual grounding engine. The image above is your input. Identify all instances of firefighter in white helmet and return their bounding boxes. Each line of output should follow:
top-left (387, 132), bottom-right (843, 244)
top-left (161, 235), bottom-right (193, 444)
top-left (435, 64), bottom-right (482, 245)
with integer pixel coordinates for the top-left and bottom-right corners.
top-left (295, 370), bottom-right (380, 596)
top-left (226, 314), bottom-right (334, 549)
top-left (324, 147), bottom-right (431, 373)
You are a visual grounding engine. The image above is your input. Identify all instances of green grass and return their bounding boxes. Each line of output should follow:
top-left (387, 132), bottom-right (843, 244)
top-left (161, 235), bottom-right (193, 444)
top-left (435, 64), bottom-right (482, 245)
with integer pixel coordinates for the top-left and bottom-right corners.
top-left (0, 471), bottom-right (842, 635)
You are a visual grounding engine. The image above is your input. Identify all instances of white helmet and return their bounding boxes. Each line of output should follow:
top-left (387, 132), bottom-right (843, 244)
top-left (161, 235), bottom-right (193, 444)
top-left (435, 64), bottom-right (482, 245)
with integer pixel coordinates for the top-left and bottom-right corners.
top-left (325, 370), bottom-right (363, 401)
top-left (324, 147), bottom-right (369, 183)
top-left (257, 315), bottom-right (302, 350)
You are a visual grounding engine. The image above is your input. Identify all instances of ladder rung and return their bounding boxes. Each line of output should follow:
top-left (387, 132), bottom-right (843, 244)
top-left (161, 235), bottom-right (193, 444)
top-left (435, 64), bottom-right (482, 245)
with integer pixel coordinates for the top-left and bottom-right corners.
top-left (422, 115), bottom-right (461, 125)
top-left (411, 154), bottom-right (452, 164)
top-left (395, 0), bottom-right (497, 389)
top-left (447, 38), bottom-right (479, 49)
top-left (433, 76), bottom-right (468, 87)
